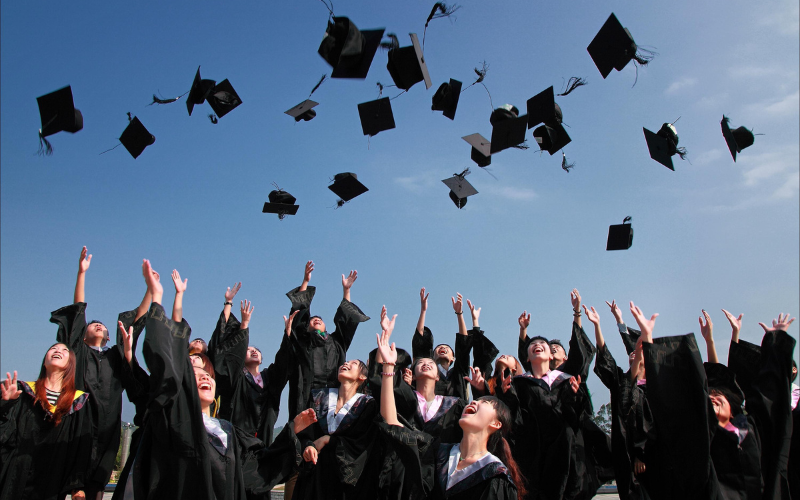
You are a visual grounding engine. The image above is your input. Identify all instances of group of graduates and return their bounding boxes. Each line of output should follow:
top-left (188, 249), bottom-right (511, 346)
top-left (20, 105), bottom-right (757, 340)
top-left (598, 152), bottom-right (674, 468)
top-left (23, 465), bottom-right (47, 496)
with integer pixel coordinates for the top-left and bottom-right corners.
top-left (1, 248), bottom-right (798, 500)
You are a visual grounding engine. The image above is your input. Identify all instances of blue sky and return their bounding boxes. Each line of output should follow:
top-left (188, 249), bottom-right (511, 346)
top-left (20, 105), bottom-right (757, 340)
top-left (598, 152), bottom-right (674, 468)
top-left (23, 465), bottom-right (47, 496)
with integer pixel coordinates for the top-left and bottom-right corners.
top-left (2, 0), bottom-right (798, 421)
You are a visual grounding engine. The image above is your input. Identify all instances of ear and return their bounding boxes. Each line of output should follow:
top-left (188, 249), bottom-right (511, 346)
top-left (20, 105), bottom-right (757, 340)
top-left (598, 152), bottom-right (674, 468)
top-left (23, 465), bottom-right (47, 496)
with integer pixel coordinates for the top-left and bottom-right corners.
top-left (489, 419), bottom-right (502, 432)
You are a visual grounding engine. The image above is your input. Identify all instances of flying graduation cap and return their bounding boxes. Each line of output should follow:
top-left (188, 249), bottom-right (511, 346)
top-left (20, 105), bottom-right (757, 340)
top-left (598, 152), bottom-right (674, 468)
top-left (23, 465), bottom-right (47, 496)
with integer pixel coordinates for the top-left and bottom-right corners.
top-left (607, 216), bottom-right (633, 251)
top-left (385, 33), bottom-right (433, 91)
top-left (36, 86), bottom-right (83, 155)
top-left (721, 116), bottom-right (756, 162)
top-left (442, 168), bottom-right (478, 209)
top-left (462, 133), bottom-right (491, 167)
top-left (285, 75), bottom-right (327, 122)
top-left (262, 186), bottom-right (299, 220)
top-left (489, 105), bottom-right (528, 154)
top-left (643, 121), bottom-right (687, 170)
top-left (329, 172), bottom-right (369, 207)
top-left (151, 67), bottom-right (241, 123)
top-left (357, 97), bottom-right (396, 136)
top-left (527, 85), bottom-right (578, 155)
top-left (99, 113), bottom-right (155, 159)
top-left (587, 13), bottom-right (655, 81)
top-left (318, 17), bottom-right (386, 79)
top-left (433, 61), bottom-right (491, 121)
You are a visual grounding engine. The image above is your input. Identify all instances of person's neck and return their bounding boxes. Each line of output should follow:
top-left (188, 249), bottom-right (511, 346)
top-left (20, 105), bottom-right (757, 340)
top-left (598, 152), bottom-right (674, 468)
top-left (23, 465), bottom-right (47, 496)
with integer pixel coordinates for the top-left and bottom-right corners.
top-left (529, 359), bottom-right (551, 378)
top-left (44, 371), bottom-right (64, 392)
top-left (201, 404), bottom-right (211, 417)
top-left (717, 416), bottom-right (730, 428)
top-left (416, 378), bottom-right (437, 402)
top-left (437, 358), bottom-right (451, 371)
top-left (245, 363), bottom-right (261, 377)
top-left (338, 380), bottom-right (359, 405)
top-left (84, 337), bottom-right (104, 348)
top-left (459, 430), bottom-right (489, 462)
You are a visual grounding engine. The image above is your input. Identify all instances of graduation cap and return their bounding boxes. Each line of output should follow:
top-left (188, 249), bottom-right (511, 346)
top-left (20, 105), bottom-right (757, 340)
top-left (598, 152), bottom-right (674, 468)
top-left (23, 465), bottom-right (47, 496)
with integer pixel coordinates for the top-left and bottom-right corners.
top-left (119, 116), bottom-right (156, 159)
top-left (704, 362), bottom-right (745, 414)
top-left (462, 134), bottom-right (491, 167)
top-left (489, 105), bottom-right (528, 154)
top-left (186, 67), bottom-right (216, 116)
top-left (262, 188), bottom-right (299, 220)
top-left (36, 86), bottom-right (83, 155)
top-left (607, 216), bottom-right (633, 251)
top-left (386, 33), bottom-right (433, 91)
top-left (587, 13), bottom-right (654, 79)
top-left (318, 17), bottom-right (385, 79)
top-left (431, 79), bottom-right (462, 120)
top-left (442, 169), bottom-right (478, 209)
top-left (721, 116), bottom-right (755, 162)
top-left (526, 87), bottom-right (561, 129)
top-left (207, 80), bottom-right (242, 120)
top-left (328, 172), bottom-right (369, 205)
top-left (357, 97), bottom-right (396, 136)
top-left (533, 123), bottom-right (571, 155)
top-left (644, 122), bottom-right (687, 170)
top-left (285, 100), bottom-right (319, 122)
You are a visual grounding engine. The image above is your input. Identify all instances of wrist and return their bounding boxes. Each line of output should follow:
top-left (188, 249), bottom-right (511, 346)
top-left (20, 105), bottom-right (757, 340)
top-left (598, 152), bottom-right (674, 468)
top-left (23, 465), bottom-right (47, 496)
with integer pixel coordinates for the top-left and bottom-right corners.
top-left (224, 301), bottom-right (232, 306)
top-left (455, 311), bottom-right (463, 315)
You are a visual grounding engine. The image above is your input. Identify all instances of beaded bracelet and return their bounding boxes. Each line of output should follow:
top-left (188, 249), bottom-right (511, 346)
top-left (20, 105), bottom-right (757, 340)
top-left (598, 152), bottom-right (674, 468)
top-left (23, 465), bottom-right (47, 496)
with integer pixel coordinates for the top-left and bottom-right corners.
top-left (381, 372), bottom-right (395, 377)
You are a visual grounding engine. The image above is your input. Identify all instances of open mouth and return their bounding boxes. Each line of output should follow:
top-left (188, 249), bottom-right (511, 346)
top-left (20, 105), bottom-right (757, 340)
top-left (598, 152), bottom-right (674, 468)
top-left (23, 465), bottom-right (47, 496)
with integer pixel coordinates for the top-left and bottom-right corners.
top-left (199, 382), bottom-right (213, 391)
top-left (533, 345), bottom-right (545, 354)
top-left (52, 353), bottom-right (63, 360)
top-left (340, 365), bottom-right (349, 372)
top-left (420, 364), bottom-right (432, 371)
top-left (463, 404), bottom-right (478, 416)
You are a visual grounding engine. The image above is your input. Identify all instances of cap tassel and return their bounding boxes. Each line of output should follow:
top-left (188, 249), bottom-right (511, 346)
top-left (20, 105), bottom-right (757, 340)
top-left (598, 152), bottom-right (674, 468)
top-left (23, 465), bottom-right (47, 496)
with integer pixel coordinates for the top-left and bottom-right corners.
top-left (380, 33), bottom-right (400, 51)
top-left (623, 216), bottom-right (632, 224)
top-left (37, 132), bottom-right (54, 156)
top-left (148, 90), bottom-right (189, 106)
top-left (557, 77), bottom-right (588, 97)
top-left (208, 114), bottom-right (219, 124)
top-left (308, 74), bottom-right (328, 97)
top-left (319, 0), bottom-right (334, 17)
top-left (511, 142), bottom-right (530, 150)
top-left (631, 47), bottom-right (657, 87)
top-left (461, 61), bottom-right (493, 111)
top-left (422, 3), bottom-right (461, 50)
top-left (561, 152), bottom-right (575, 172)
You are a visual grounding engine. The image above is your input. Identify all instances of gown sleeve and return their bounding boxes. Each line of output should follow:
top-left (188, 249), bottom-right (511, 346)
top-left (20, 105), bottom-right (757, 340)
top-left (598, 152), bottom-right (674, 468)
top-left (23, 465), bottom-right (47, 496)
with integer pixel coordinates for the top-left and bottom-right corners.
top-left (257, 332), bottom-right (294, 444)
top-left (413, 326), bottom-right (435, 360)
top-left (142, 303), bottom-right (192, 410)
top-left (50, 302), bottom-right (89, 390)
top-left (558, 322), bottom-right (596, 381)
top-left (330, 299), bottom-right (370, 353)
top-left (241, 422), bottom-right (304, 497)
top-left (518, 335), bottom-right (531, 374)
top-left (208, 315), bottom-right (249, 418)
top-left (471, 327), bottom-right (500, 379)
top-left (448, 331), bottom-right (474, 399)
top-left (375, 420), bottom-right (436, 499)
top-left (286, 285), bottom-right (316, 333)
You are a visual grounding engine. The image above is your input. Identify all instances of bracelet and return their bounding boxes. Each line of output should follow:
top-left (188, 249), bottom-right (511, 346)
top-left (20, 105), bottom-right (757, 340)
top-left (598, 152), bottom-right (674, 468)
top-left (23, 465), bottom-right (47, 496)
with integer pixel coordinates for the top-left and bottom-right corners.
top-left (224, 301), bottom-right (233, 306)
top-left (455, 312), bottom-right (463, 315)
top-left (382, 362), bottom-right (396, 366)
top-left (381, 372), bottom-right (395, 377)
top-left (573, 312), bottom-right (581, 317)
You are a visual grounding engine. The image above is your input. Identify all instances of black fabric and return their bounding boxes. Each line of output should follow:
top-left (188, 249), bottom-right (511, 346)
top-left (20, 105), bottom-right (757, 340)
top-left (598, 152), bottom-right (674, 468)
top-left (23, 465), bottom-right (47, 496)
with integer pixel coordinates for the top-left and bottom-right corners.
top-left (710, 414), bottom-right (763, 500)
top-left (285, 286), bottom-right (370, 419)
top-left (519, 322), bottom-right (595, 377)
top-left (130, 303), bottom-right (301, 500)
top-left (50, 302), bottom-right (140, 491)
top-left (411, 327), bottom-right (474, 399)
top-left (472, 328), bottom-right (500, 379)
top-left (0, 382), bottom-right (93, 499)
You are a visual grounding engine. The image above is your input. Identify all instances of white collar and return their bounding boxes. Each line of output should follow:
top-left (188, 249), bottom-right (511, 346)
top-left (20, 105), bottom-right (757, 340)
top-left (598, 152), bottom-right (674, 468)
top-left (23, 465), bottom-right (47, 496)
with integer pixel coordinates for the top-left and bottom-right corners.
top-left (202, 413), bottom-right (228, 451)
top-left (326, 388), bottom-right (362, 433)
top-left (446, 443), bottom-right (501, 490)
top-left (792, 383), bottom-right (799, 410)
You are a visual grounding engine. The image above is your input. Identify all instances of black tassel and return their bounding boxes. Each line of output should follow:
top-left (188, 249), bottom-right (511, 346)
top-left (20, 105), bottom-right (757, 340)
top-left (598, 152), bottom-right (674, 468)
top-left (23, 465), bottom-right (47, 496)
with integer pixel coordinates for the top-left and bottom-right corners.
top-left (99, 143), bottom-right (122, 155)
top-left (557, 77), bottom-right (588, 96)
top-left (380, 33), bottom-right (400, 51)
top-left (461, 61), bottom-right (493, 110)
top-left (319, 0), bottom-right (334, 16)
top-left (561, 152), bottom-right (574, 172)
top-left (423, 3), bottom-right (460, 50)
top-left (512, 141), bottom-right (530, 150)
top-left (676, 146), bottom-right (688, 160)
top-left (37, 133), bottom-right (53, 156)
top-left (623, 216), bottom-right (632, 224)
top-left (147, 90), bottom-right (189, 106)
top-left (309, 74), bottom-right (327, 97)
top-left (208, 114), bottom-right (219, 124)
top-left (376, 82), bottom-right (384, 97)
top-left (633, 47), bottom-right (657, 66)
top-left (127, 112), bottom-right (133, 123)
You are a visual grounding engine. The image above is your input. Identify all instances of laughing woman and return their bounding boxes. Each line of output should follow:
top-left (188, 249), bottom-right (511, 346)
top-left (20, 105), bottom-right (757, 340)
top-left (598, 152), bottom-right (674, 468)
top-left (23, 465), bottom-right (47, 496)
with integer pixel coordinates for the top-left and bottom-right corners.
top-left (377, 310), bottom-right (524, 500)
top-left (0, 343), bottom-right (93, 500)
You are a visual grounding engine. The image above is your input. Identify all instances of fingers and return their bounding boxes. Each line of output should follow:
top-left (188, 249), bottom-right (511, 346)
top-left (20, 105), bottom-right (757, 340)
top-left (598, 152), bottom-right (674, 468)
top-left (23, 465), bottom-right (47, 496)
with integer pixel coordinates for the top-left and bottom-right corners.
top-left (759, 322), bottom-right (768, 333)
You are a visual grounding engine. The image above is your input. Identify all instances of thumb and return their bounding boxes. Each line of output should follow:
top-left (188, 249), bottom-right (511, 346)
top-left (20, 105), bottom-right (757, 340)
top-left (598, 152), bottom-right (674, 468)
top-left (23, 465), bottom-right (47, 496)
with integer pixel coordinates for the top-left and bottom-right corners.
top-left (650, 313), bottom-right (659, 322)
top-left (758, 322), bottom-right (768, 332)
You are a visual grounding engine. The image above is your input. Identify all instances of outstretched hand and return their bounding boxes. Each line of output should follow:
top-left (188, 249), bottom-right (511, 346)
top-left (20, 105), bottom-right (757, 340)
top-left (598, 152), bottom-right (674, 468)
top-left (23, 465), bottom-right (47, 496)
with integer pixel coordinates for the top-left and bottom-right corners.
top-left (721, 309), bottom-right (743, 332)
top-left (240, 300), bottom-right (254, 327)
top-left (630, 302), bottom-right (657, 341)
top-left (451, 293), bottom-right (463, 314)
top-left (303, 261), bottom-right (314, 283)
top-left (467, 300), bottom-right (481, 323)
top-left (294, 408), bottom-right (317, 434)
top-left (403, 368), bottom-right (413, 385)
top-left (78, 246), bottom-right (92, 274)
top-left (570, 289), bottom-right (581, 311)
top-left (568, 375), bottom-right (582, 394)
top-left (420, 287), bottom-right (429, 312)
top-left (464, 366), bottom-right (485, 390)
top-left (172, 270), bottom-right (188, 293)
top-left (699, 310), bottom-right (713, 342)
top-left (1, 371), bottom-right (22, 401)
top-left (118, 321), bottom-right (134, 363)
top-left (759, 313), bottom-right (795, 333)
top-left (284, 310), bottom-right (299, 336)
top-left (518, 311), bottom-right (531, 330)
top-left (583, 305), bottom-right (600, 326)
top-left (376, 310), bottom-right (398, 366)
top-left (342, 270), bottom-right (358, 289)
top-left (224, 282), bottom-right (242, 302)
top-left (605, 300), bottom-right (623, 324)
top-left (142, 260), bottom-right (163, 301)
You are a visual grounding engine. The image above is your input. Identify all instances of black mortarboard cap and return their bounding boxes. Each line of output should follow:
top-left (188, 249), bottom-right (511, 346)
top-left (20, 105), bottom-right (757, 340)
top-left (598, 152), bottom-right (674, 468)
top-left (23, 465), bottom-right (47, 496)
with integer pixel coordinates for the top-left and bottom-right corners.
top-left (386, 33), bottom-right (432, 91)
top-left (643, 127), bottom-right (674, 170)
top-left (463, 134), bottom-right (492, 167)
top-left (432, 79), bottom-right (462, 120)
top-left (318, 17), bottom-right (385, 79)
top-left (526, 86), bottom-right (562, 129)
top-left (207, 80), bottom-right (242, 119)
top-left (37, 86), bottom-right (83, 137)
top-left (620, 326), bottom-right (642, 355)
top-left (442, 172), bottom-right (478, 209)
top-left (187, 67), bottom-right (216, 116)
top-left (490, 106), bottom-right (528, 154)
top-left (721, 116), bottom-right (754, 162)
top-left (704, 362), bottom-right (745, 413)
top-left (262, 189), bottom-right (299, 219)
top-left (285, 100), bottom-right (319, 122)
top-left (329, 172), bottom-right (369, 202)
top-left (587, 13), bottom-right (639, 78)
top-left (607, 217), bottom-right (633, 251)
top-left (533, 123), bottom-right (571, 155)
top-left (357, 97), bottom-right (396, 136)
top-left (119, 117), bottom-right (156, 159)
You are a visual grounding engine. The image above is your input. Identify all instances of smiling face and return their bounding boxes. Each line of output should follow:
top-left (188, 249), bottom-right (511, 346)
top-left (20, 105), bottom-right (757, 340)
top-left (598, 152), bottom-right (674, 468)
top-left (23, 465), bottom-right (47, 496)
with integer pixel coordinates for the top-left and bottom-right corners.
top-left (495, 355), bottom-right (518, 376)
top-left (338, 359), bottom-right (367, 385)
top-left (245, 347), bottom-right (262, 367)
top-left (414, 357), bottom-right (439, 381)
top-left (527, 339), bottom-right (554, 364)
top-left (189, 339), bottom-right (207, 355)
top-left (550, 343), bottom-right (566, 363)
top-left (45, 343), bottom-right (71, 372)
top-left (308, 316), bottom-right (326, 333)
top-left (710, 390), bottom-right (732, 426)
top-left (459, 399), bottom-right (502, 434)
top-left (84, 321), bottom-right (109, 346)
top-left (433, 344), bottom-right (454, 364)
top-left (194, 367), bottom-right (217, 408)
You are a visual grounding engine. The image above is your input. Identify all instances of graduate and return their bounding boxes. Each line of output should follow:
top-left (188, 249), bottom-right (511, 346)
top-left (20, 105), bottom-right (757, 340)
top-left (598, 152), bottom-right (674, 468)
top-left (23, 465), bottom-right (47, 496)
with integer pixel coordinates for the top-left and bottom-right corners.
top-left (126, 259), bottom-right (315, 500)
top-left (48, 247), bottom-right (144, 500)
top-left (1, 343), bottom-right (94, 499)
top-left (377, 309), bottom-right (524, 500)
top-left (411, 289), bottom-right (477, 399)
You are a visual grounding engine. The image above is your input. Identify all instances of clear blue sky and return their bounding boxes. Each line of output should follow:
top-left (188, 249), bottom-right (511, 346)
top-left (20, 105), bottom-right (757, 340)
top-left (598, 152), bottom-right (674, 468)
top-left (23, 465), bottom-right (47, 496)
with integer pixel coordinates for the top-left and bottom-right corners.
top-left (2, 0), bottom-right (798, 422)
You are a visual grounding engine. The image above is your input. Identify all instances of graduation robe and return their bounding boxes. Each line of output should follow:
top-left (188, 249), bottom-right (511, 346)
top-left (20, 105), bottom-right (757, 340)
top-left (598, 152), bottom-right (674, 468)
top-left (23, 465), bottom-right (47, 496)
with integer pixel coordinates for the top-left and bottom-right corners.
top-left (208, 309), bottom-right (292, 443)
top-left (411, 326), bottom-right (475, 399)
top-left (0, 381), bottom-right (93, 499)
top-left (49, 302), bottom-right (140, 493)
top-left (294, 390), bottom-right (380, 500)
top-left (286, 285), bottom-right (370, 419)
top-left (129, 303), bottom-right (302, 500)
top-left (377, 422), bottom-right (519, 500)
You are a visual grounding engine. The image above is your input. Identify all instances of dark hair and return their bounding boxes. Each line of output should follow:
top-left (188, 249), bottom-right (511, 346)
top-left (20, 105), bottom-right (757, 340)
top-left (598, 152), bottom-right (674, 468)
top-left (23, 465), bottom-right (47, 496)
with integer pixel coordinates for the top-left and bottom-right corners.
top-left (477, 396), bottom-right (527, 498)
top-left (709, 387), bottom-right (743, 417)
top-left (355, 360), bottom-right (368, 393)
top-left (190, 352), bottom-right (215, 379)
top-left (548, 339), bottom-right (564, 349)
top-left (35, 343), bottom-right (78, 426)
top-left (486, 356), bottom-right (524, 395)
top-left (87, 320), bottom-right (110, 344)
top-left (188, 338), bottom-right (207, 354)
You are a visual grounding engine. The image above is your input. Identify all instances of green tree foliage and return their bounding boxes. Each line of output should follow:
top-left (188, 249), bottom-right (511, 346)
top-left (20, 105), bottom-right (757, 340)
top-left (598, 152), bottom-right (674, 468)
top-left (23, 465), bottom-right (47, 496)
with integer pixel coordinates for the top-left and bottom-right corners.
top-left (591, 402), bottom-right (612, 434)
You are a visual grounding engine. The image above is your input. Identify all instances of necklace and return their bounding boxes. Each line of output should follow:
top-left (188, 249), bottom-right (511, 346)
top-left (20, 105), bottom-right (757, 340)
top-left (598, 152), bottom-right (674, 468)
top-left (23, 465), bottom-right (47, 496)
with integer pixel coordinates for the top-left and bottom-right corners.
top-left (459, 450), bottom-right (486, 462)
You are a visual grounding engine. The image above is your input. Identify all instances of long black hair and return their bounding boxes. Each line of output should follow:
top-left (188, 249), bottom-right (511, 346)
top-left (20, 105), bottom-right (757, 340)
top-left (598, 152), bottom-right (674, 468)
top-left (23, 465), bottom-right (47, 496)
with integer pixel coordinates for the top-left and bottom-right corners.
top-left (476, 396), bottom-right (527, 498)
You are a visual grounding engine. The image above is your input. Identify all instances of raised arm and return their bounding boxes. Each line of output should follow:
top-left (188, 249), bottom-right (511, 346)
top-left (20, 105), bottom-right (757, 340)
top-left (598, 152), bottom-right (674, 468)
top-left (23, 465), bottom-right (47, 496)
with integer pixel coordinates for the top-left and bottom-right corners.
top-left (416, 287), bottom-right (429, 335)
top-left (467, 299), bottom-right (481, 329)
top-left (699, 310), bottom-right (718, 363)
top-left (342, 269), bottom-right (357, 302)
top-left (74, 246), bottom-right (91, 304)
top-left (518, 311), bottom-right (532, 372)
top-left (722, 309), bottom-right (744, 344)
top-left (571, 288), bottom-right (582, 328)
top-left (377, 309), bottom-right (402, 427)
top-left (134, 270), bottom-right (156, 323)
top-left (299, 260), bottom-right (313, 292)
top-left (223, 282), bottom-right (242, 324)
top-left (630, 301), bottom-right (657, 344)
top-left (171, 270), bottom-right (188, 323)
top-left (452, 293), bottom-right (467, 336)
top-left (584, 305), bottom-right (604, 351)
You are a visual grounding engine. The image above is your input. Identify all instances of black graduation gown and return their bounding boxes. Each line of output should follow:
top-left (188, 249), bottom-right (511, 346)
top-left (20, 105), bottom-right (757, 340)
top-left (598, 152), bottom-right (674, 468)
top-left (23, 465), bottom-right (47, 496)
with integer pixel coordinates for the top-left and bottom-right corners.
top-left (411, 326), bottom-right (475, 399)
top-left (286, 285), bottom-right (370, 419)
top-left (130, 303), bottom-right (302, 500)
top-left (0, 381), bottom-right (93, 499)
top-left (727, 331), bottom-right (795, 498)
top-left (497, 370), bottom-right (586, 500)
top-left (294, 390), bottom-right (380, 500)
top-left (50, 302), bottom-right (139, 492)
top-left (641, 334), bottom-right (721, 500)
top-left (593, 344), bottom-right (654, 500)
top-left (208, 310), bottom-right (293, 443)
top-left (377, 422), bottom-right (519, 500)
